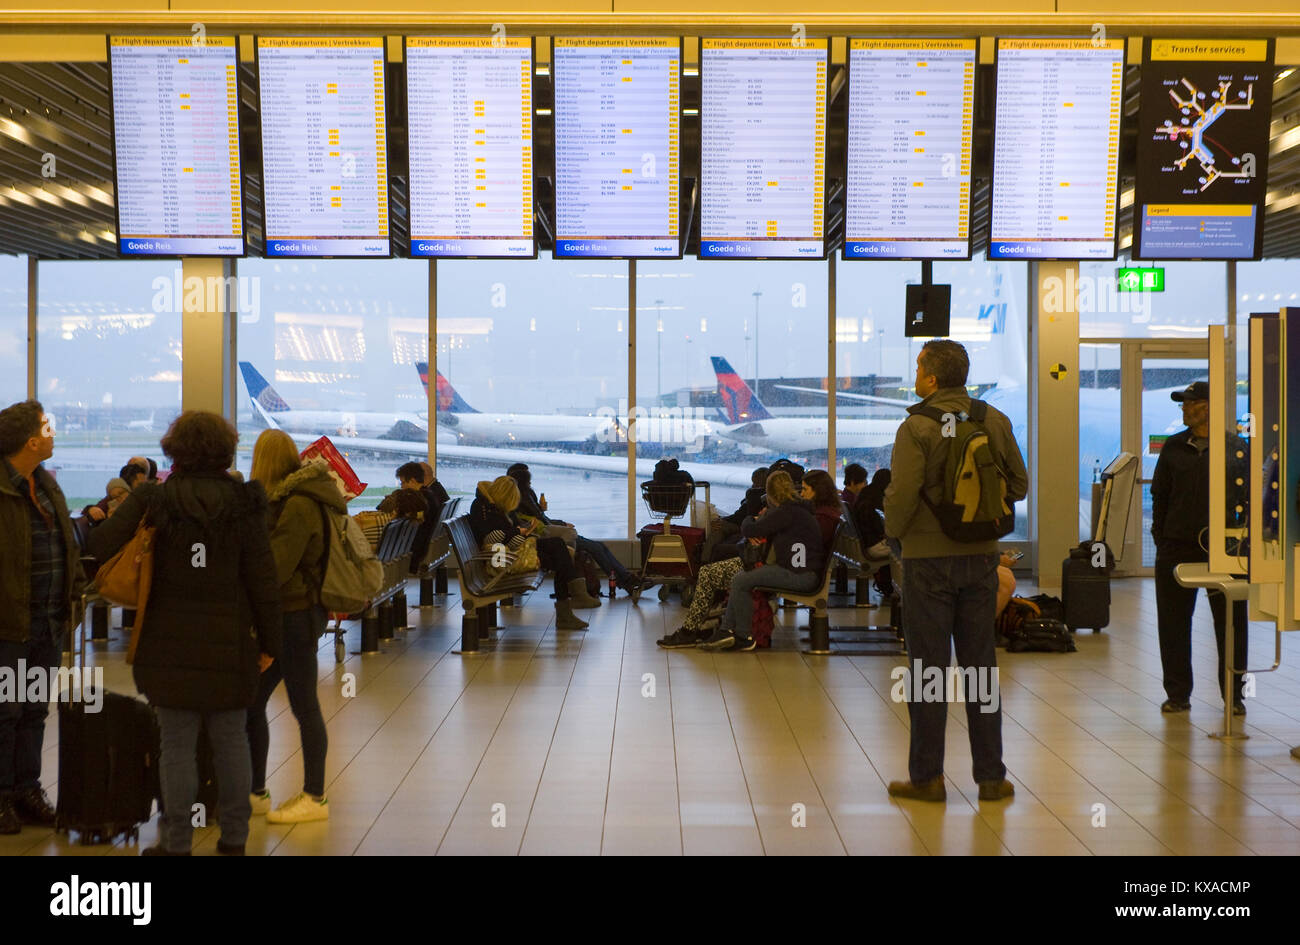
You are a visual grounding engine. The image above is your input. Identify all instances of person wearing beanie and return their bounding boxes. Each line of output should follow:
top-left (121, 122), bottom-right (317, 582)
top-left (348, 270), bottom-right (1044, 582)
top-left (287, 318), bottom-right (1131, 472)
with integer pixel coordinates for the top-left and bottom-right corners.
top-left (469, 476), bottom-right (600, 630)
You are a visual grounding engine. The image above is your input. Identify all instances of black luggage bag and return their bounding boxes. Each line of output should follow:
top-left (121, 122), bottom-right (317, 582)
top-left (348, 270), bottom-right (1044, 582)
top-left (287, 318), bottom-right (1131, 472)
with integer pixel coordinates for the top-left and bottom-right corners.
top-left (1061, 541), bottom-right (1114, 633)
top-left (56, 690), bottom-right (160, 845)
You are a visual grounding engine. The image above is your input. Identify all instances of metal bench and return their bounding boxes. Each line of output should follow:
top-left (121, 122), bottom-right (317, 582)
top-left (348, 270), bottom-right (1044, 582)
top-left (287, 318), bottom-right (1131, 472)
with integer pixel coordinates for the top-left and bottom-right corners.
top-left (329, 516), bottom-right (420, 663)
top-left (414, 496), bottom-right (461, 605)
top-left (445, 515), bottom-right (545, 655)
top-left (752, 522), bottom-right (904, 656)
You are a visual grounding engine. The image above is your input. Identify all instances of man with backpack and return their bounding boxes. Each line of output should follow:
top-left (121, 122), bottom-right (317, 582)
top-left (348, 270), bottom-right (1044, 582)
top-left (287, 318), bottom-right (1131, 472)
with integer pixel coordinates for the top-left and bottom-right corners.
top-left (883, 339), bottom-right (1028, 804)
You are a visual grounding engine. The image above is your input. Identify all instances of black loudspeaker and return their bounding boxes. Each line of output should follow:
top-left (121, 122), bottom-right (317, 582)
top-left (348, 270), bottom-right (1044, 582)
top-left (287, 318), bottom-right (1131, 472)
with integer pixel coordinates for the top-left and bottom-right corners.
top-left (904, 283), bottom-right (951, 337)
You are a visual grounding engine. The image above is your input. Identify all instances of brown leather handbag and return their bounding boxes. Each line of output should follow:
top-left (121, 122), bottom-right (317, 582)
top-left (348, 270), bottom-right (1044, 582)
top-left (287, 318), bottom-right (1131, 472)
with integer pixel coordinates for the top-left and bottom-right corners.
top-left (93, 516), bottom-right (156, 663)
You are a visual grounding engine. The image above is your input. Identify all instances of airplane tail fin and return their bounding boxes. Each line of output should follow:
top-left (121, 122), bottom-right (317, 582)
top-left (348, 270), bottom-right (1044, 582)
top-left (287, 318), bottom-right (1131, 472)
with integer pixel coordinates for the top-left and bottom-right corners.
top-left (238, 362), bottom-right (291, 413)
top-left (416, 363), bottom-right (479, 414)
top-left (711, 356), bottom-right (773, 424)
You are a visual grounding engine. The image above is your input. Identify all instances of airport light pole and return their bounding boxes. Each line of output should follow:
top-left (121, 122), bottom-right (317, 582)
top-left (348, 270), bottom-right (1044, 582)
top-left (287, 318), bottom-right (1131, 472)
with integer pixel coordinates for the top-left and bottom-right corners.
top-left (752, 289), bottom-right (762, 400)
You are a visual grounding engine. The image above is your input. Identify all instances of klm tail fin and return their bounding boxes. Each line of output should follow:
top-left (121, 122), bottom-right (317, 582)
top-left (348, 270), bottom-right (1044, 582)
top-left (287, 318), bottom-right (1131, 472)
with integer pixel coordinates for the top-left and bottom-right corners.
top-left (238, 362), bottom-right (290, 413)
top-left (711, 356), bottom-right (773, 424)
top-left (416, 362), bottom-right (479, 414)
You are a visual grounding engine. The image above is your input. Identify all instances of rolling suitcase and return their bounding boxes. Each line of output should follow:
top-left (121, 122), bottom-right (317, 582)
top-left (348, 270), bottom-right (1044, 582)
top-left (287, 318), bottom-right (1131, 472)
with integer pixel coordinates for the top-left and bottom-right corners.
top-left (56, 690), bottom-right (160, 845)
top-left (1061, 541), bottom-right (1113, 633)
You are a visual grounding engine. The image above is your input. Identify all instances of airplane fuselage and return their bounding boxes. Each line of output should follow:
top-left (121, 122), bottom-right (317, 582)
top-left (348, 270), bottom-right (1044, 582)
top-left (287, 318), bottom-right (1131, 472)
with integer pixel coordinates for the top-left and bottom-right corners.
top-left (256, 408), bottom-right (427, 439)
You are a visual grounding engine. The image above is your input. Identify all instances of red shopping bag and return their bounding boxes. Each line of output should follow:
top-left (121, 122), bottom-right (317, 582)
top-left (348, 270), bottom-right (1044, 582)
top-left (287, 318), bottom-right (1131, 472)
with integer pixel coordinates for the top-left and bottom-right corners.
top-left (299, 436), bottom-right (367, 500)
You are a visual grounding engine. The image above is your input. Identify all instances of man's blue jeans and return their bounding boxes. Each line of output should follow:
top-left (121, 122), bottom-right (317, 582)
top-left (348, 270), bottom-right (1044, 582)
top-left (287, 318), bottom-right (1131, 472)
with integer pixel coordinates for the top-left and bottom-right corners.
top-left (0, 624), bottom-right (60, 794)
top-left (720, 566), bottom-right (819, 636)
top-left (575, 535), bottom-right (631, 584)
top-left (155, 706), bottom-right (252, 852)
top-left (900, 553), bottom-right (1006, 785)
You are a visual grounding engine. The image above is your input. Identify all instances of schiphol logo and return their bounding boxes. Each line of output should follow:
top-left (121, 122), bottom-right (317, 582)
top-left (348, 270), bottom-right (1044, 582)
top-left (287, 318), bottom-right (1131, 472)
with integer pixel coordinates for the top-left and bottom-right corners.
top-left (0, 661), bottom-right (104, 714)
top-left (890, 661), bottom-right (1001, 714)
top-left (593, 401), bottom-right (713, 453)
top-left (150, 267), bottom-right (261, 324)
top-left (50, 875), bottom-right (151, 925)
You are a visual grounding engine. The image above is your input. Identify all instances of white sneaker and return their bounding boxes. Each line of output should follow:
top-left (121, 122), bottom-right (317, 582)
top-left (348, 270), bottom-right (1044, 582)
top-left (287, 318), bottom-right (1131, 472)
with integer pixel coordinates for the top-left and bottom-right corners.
top-left (266, 792), bottom-right (329, 824)
top-left (250, 791), bottom-right (271, 816)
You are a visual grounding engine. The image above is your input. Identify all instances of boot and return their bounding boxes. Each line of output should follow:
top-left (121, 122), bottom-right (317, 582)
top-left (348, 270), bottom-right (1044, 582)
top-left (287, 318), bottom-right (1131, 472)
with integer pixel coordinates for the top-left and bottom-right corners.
top-left (555, 599), bottom-right (589, 630)
top-left (567, 578), bottom-right (601, 609)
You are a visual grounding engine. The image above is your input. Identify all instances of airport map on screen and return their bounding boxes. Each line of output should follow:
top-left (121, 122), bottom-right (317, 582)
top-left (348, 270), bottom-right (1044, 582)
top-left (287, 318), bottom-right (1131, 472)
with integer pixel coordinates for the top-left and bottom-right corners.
top-left (844, 38), bottom-right (975, 260)
top-left (1133, 39), bottom-right (1274, 260)
top-left (406, 37), bottom-right (534, 258)
top-left (699, 38), bottom-right (826, 259)
top-left (109, 36), bottom-right (244, 256)
top-left (989, 38), bottom-right (1124, 260)
top-left (257, 37), bottom-right (389, 257)
top-left (552, 38), bottom-right (680, 258)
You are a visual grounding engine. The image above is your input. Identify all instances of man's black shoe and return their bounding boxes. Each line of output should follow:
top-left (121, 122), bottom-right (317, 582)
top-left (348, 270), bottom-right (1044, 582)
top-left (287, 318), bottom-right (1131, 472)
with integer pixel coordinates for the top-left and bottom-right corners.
top-left (657, 628), bottom-right (702, 649)
top-left (216, 840), bottom-right (246, 856)
top-left (1160, 699), bottom-right (1191, 714)
top-left (12, 787), bottom-right (56, 826)
top-left (733, 635), bottom-right (757, 652)
top-left (0, 797), bottom-right (20, 834)
top-left (1233, 701), bottom-right (1247, 717)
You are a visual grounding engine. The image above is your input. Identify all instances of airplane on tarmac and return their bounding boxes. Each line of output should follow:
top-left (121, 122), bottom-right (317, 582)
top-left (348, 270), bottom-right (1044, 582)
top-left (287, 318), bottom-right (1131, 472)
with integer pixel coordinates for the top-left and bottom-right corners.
top-left (416, 363), bottom-right (717, 449)
top-left (239, 362), bottom-right (428, 439)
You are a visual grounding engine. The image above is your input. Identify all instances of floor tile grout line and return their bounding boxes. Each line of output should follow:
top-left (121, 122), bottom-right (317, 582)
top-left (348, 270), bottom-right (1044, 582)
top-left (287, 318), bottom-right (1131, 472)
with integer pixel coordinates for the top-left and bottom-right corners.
top-left (435, 602), bottom-right (555, 855)
top-left (753, 656), bottom-right (849, 856)
top-left (515, 614), bottom-right (591, 856)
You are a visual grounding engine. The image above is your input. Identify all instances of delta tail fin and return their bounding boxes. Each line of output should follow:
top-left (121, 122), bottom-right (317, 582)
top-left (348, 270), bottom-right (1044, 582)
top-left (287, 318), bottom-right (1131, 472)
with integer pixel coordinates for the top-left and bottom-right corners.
top-left (711, 356), bottom-right (773, 424)
top-left (415, 362), bottom-right (479, 414)
top-left (238, 362), bottom-right (291, 413)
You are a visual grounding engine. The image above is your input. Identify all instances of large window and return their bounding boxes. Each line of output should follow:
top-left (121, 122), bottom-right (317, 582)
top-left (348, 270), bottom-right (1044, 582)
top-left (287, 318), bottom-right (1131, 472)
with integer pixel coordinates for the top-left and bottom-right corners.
top-left (0, 254), bottom-right (27, 406)
top-left (235, 259), bottom-right (429, 510)
top-left (37, 260), bottom-right (182, 510)
top-left (636, 258), bottom-right (829, 519)
top-left (836, 255), bottom-right (1030, 539)
top-left (1079, 259), bottom-right (1227, 338)
top-left (436, 255), bottom-right (628, 535)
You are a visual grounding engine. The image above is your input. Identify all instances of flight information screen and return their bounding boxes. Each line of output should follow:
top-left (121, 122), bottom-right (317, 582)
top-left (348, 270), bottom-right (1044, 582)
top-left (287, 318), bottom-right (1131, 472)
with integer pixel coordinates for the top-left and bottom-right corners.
top-left (553, 37), bottom-right (680, 258)
top-left (700, 38), bottom-right (827, 259)
top-left (1133, 38), bottom-right (1274, 260)
top-left (989, 38), bottom-right (1124, 260)
top-left (257, 37), bottom-right (389, 257)
top-left (109, 36), bottom-right (244, 256)
top-left (406, 37), bottom-right (534, 258)
top-left (844, 38), bottom-right (975, 260)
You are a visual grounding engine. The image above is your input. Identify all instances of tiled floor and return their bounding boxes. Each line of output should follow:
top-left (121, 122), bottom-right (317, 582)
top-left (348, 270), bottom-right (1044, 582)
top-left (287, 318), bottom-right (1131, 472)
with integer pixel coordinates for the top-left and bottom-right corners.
top-left (8, 575), bottom-right (1300, 856)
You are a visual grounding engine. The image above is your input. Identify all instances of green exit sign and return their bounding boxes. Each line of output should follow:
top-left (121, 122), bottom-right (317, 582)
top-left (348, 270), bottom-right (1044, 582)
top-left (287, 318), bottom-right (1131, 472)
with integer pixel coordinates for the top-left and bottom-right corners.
top-left (1117, 267), bottom-right (1165, 292)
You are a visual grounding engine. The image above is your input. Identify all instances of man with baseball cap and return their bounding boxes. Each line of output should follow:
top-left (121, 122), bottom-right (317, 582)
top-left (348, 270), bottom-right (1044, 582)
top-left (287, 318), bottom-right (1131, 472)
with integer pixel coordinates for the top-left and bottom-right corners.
top-left (1151, 380), bottom-right (1248, 716)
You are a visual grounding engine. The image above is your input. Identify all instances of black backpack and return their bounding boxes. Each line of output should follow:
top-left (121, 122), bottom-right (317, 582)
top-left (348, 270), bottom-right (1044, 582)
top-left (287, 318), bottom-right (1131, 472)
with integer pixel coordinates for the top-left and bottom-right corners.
top-left (914, 399), bottom-right (1015, 542)
top-left (1006, 617), bottom-right (1076, 653)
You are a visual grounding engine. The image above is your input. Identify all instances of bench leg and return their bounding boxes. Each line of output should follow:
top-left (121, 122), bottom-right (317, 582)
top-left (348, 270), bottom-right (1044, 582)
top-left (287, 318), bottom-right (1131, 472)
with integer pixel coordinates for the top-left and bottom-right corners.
top-left (361, 612), bottom-right (381, 654)
top-left (459, 608), bottom-right (479, 654)
top-left (485, 602), bottom-right (497, 629)
top-left (393, 589), bottom-right (409, 630)
top-left (500, 594), bottom-right (515, 608)
top-left (377, 601), bottom-right (395, 640)
top-left (121, 607), bottom-right (136, 631)
top-left (834, 563), bottom-right (849, 596)
top-left (805, 610), bottom-right (831, 655)
top-left (855, 574), bottom-right (872, 608)
top-left (419, 577), bottom-right (434, 607)
top-left (91, 602), bottom-right (109, 642)
top-left (435, 566), bottom-right (449, 596)
top-left (781, 597), bottom-right (797, 610)
top-left (478, 606), bottom-right (491, 639)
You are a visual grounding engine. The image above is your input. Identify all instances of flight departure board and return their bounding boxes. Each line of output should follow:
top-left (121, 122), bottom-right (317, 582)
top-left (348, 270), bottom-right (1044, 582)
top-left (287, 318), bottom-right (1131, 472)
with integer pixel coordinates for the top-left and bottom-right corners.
top-left (406, 37), bottom-right (534, 258)
top-left (1133, 39), bottom-right (1274, 260)
top-left (553, 38), bottom-right (680, 258)
top-left (989, 38), bottom-right (1125, 260)
top-left (257, 37), bottom-right (389, 257)
top-left (700, 38), bottom-right (827, 259)
top-left (109, 36), bottom-right (244, 256)
top-left (844, 38), bottom-right (975, 260)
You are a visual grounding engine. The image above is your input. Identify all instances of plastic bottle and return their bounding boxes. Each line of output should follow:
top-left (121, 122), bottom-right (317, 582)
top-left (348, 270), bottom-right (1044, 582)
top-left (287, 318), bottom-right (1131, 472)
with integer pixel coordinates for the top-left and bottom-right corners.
top-left (609, 570), bottom-right (618, 598)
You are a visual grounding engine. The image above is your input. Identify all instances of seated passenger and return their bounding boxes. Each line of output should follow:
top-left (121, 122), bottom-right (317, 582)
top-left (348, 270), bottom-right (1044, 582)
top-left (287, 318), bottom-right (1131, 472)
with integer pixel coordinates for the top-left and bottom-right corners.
top-left (120, 462), bottom-right (148, 491)
top-left (417, 461), bottom-right (450, 521)
top-left (855, 468), bottom-right (895, 597)
top-left (996, 552), bottom-right (1018, 618)
top-left (506, 462), bottom-right (649, 596)
top-left (469, 476), bottom-right (600, 630)
top-left (841, 463), bottom-right (868, 507)
top-left (353, 489), bottom-right (426, 551)
top-left (377, 461), bottom-right (430, 517)
top-left (698, 470), bottom-right (824, 652)
top-left (82, 476), bottom-right (131, 523)
top-left (701, 466), bottom-right (768, 563)
top-left (801, 470), bottom-right (843, 552)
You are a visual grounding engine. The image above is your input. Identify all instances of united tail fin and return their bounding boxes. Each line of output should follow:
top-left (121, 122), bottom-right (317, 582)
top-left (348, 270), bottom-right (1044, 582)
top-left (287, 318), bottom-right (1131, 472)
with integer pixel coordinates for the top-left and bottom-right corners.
top-left (711, 356), bottom-right (773, 424)
top-left (416, 362), bottom-right (479, 414)
top-left (238, 362), bottom-right (291, 413)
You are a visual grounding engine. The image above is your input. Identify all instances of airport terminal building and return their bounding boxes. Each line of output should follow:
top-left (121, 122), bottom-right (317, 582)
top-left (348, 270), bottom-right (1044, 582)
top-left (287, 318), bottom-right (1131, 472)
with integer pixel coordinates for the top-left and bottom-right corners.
top-left (0, 0), bottom-right (1299, 889)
